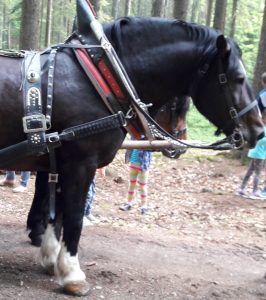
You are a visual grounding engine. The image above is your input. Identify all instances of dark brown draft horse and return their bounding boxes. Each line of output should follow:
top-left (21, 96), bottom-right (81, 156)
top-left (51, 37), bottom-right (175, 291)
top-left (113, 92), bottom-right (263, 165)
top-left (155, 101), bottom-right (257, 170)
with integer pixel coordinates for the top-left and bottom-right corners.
top-left (0, 1), bottom-right (264, 296)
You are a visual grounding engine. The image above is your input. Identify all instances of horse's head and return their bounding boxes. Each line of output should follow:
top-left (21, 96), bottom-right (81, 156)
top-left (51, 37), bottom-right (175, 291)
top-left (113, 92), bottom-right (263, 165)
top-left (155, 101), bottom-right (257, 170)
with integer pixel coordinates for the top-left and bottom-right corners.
top-left (192, 35), bottom-right (264, 148)
top-left (155, 96), bottom-right (190, 158)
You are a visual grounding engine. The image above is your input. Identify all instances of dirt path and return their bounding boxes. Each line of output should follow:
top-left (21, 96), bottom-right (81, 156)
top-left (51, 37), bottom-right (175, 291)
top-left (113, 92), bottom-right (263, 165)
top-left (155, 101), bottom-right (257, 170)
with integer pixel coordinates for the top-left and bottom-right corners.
top-left (0, 150), bottom-right (266, 299)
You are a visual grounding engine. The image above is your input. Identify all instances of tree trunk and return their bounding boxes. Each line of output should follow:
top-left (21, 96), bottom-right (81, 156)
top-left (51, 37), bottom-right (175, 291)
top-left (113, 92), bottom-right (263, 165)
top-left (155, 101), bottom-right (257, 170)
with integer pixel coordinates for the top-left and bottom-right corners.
top-left (213, 0), bottom-right (227, 32)
top-left (112, 0), bottom-right (120, 19)
top-left (91, 0), bottom-right (101, 15)
top-left (20, 0), bottom-right (41, 50)
top-left (206, 0), bottom-right (214, 27)
top-left (1, 2), bottom-right (6, 48)
top-left (124, 0), bottom-right (132, 16)
top-left (45, 0), bottom-right (53, 47)
top-left (253, 0), bottom-right (266, 95)
top-left (137, 0), bottom-right (143, 15)
top-left (229, 0), bottom-right (238, 37)
top-left (173, 0), bottom-right (189, 20)
top-left (151, 0), bottom-right (165, 17)
top-left (0, 1), bottom-right (2, 48)
top-left (191, 0), bottom-right (199, 22)
top-left (39, 0), bottom-right (45, 49)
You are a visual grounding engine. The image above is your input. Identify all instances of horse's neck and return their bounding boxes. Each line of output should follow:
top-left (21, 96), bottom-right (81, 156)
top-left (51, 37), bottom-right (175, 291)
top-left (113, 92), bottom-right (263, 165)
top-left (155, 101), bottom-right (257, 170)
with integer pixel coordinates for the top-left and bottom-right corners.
top-left (120, 40), bottom-right (200, 106)
top-left (108, 18), bottom-right (216, 108)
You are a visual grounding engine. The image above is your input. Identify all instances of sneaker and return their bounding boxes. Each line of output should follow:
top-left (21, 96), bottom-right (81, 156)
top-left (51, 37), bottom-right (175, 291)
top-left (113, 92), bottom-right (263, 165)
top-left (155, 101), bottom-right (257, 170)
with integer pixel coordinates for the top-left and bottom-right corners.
top-left (87, 213), bottom-right (99, 224)
top-left (12, 185), bottom-right (27, 193)
top-left (140, 206), bottom-right (148, 215)
top-left (0, 179), bottom-right (16, 187)
top-left (261, 191), bottom-right (266, 198)
top-left (248, 192), bottom-right (266, 200)
top-left (119, 203), bottom-right (133, 211)
top-left (236, 189), bottom-right (249, 198)
top-left (261, 187), bottom-right (266, 195)
top-left (83, 216), bottom-right (93, 226)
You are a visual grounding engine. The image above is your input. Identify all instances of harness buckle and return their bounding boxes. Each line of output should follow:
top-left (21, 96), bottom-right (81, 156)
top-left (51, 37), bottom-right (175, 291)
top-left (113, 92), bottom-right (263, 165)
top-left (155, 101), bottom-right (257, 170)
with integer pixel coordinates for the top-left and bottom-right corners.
top-left (230, 129), bottom-right (245, 149)
top-left (125, 106), bottom-right (137, 120)
top-left (118, 111), bottom-right (127, 127)
top-left (219, 73), bottom-right (227, 84)
top-left (229, 108), bottom-right (238, 120)
top-left (48, 173), bottom-right (59, 183)
top-left (46, 132), bottom-right (61, 148)
top-left (22, 114), bottom-right (47, 133)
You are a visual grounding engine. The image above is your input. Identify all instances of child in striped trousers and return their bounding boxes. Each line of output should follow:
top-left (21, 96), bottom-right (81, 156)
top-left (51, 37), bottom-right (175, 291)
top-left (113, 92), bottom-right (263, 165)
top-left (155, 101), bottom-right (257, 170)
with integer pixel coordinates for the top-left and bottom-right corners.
top-left (120, 149), bottom-right (152, 214)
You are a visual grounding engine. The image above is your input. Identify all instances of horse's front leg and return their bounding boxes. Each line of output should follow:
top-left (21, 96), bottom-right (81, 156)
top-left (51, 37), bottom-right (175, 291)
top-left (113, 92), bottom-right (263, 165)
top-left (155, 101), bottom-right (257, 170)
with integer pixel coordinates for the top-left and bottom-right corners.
top-left (27, 171), bottom-right (49, 247)
top-left (39, 173), bottom-right (63, 275)
top-left (55, 161), bottom-right (94, 296)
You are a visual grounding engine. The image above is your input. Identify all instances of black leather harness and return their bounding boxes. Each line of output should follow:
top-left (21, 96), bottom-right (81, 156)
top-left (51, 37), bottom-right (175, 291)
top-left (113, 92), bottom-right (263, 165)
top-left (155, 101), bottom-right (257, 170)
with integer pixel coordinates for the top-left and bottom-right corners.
top-left (23, 52), bottom-right (47, 155)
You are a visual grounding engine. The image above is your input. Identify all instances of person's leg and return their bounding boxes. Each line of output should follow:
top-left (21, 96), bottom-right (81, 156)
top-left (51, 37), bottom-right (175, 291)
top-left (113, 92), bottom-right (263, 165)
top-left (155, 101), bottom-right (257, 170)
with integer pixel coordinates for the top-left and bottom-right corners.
top-left (20, 171), bottom-right (31, 187)
top-left (127, 165), bottom-right (139, 203)
top-left (84, 178), bottom-right (96, 216)
top-left (119, 164), bottom-right (139, 211)
top-left (83, 178), bottom-right (98, 225)
top-left (252, 159), bottom-right (264, 193)
top-left (0, 171), bottom-right (16, 187)
top-left (13, 171), bottom-right (31, 192)
top-left (6, 171), bottom-right (16, 181)
top-left (240, 160), bottom-right (255, 191)
top-left (138, 169), bottom-right (149, 213)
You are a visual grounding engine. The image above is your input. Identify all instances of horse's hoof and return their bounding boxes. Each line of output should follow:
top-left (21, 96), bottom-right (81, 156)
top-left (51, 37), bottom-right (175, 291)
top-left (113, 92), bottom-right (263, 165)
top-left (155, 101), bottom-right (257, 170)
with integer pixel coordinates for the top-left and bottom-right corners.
top-left (64, 282), bottom-right (91, 296)
top-left (30, 237), bottom-right (42, 247)
top-left (28, 232), bottom-right (42, 247)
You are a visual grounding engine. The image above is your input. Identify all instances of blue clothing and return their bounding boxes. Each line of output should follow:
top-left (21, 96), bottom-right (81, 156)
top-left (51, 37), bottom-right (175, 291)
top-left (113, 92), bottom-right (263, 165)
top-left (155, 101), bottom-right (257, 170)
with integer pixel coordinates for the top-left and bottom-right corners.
top-left (84, 178), bottom-right (96, 216)
top-left (248, 125), bottom-right (266, 159)
top-left (130, 149), bottom-right (152, 171)
top-left (256, 88), bottom-right (266, 112)
top-left (6, 171), bottom-right (31, 187)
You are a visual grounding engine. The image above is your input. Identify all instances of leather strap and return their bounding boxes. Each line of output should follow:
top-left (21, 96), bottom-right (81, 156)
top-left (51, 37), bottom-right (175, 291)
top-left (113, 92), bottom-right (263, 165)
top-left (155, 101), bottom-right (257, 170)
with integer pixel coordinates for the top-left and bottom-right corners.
top-left (46, 49), bottom-right (57, 129)
top-left (23, 52), bottom-right (47, 154)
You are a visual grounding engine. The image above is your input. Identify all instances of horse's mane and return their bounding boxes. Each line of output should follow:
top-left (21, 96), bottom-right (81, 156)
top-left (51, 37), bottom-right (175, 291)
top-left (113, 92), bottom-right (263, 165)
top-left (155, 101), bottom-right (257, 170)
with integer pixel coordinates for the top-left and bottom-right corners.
top-left (104, 17), bottom-right (221, 59)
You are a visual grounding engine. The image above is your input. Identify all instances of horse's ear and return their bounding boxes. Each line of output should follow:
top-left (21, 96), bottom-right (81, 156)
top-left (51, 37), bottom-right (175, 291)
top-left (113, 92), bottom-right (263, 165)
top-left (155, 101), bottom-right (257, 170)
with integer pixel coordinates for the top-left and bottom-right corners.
top-left (216, 35), bottom-right (231, 57)
top-left (76, 0), bottom-right (95, 36)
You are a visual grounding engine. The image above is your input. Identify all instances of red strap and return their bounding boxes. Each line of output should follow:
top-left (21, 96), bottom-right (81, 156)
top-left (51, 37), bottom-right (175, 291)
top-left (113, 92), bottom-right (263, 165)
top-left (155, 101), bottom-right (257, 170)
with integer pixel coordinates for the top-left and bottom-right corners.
top-left (98, 59), bottom-right (125, 98)
top-left (75, 48), bottom-right (141, 139)
top-left (85, 0), bottom-right (97, 16)
top-left (76, 48), bottom-right (111, 96)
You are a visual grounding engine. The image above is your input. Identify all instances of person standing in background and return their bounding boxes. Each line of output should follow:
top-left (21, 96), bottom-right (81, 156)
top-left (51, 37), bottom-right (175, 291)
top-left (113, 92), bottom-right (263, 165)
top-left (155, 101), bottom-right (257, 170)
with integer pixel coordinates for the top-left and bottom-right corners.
top-left (119, 149), bottom-right (152, 214)
top-left (0, 171), bottom-right (31, 193)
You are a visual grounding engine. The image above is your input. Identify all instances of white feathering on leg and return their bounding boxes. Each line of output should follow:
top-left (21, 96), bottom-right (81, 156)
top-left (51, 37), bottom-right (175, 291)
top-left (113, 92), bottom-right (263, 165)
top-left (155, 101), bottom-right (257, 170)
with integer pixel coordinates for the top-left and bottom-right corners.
top-left (40, 224), bottom-right (61, 271)
top-left (55, 243), bottom-right (86, 285)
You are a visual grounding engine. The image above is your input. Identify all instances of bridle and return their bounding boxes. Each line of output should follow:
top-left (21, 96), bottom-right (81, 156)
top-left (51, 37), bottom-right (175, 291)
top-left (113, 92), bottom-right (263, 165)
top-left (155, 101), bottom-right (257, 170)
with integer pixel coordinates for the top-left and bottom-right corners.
top-left (187, 50), bottom-right (258, 150)
top-left (157, 99), bottom-right (187, 138)
top-left (157, 99), bottom-right (188, 158)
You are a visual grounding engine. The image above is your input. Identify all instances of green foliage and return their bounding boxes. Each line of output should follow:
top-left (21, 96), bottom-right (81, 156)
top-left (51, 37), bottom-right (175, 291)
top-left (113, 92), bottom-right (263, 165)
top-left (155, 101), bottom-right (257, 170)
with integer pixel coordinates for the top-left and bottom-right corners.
top-left (187, 104), bottom-right (221, 143)
top-left (2, 0), bottom-right (21, 49)
top-left (99, 0), bottom-right (113, 22)
top-left (232, 0), bottom-right (264, 83)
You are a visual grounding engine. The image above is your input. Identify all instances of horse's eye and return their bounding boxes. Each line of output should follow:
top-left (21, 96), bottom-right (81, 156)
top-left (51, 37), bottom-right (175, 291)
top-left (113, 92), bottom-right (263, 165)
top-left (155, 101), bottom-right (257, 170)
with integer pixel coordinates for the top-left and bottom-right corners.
top-left (235, 77), bottom-right (244, 85)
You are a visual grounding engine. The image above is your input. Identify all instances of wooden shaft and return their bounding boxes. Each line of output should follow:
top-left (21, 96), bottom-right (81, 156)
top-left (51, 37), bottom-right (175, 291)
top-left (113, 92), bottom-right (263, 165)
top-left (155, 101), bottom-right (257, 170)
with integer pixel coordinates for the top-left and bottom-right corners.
top-left (120, 140), bottom-right (187, 150)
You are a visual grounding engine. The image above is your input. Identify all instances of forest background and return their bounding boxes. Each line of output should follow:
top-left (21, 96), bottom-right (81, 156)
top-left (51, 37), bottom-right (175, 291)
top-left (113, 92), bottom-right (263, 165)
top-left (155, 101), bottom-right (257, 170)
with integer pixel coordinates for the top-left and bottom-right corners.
top-left (0, 0), bottom-right (266, 142)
